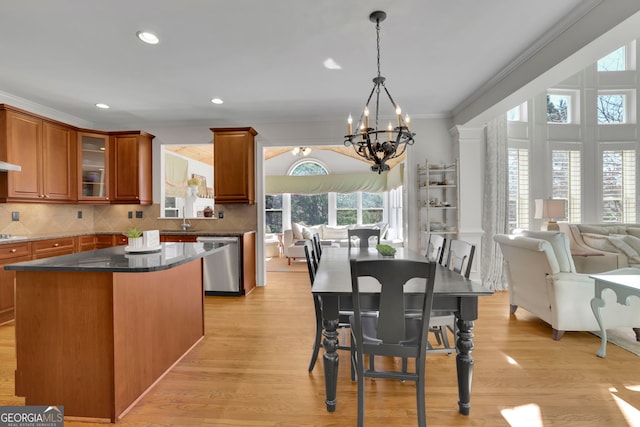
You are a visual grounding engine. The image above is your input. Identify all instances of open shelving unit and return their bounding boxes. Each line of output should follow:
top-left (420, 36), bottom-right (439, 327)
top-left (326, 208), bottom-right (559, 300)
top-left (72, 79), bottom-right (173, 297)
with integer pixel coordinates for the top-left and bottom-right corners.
top-left (417, 159), bottom-right (459, 253)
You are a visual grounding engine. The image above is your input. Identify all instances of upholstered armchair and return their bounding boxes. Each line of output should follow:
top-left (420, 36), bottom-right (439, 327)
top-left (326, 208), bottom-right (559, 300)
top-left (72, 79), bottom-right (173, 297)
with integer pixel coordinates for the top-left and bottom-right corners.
top-left (494, 231), bottom-right (640, 340)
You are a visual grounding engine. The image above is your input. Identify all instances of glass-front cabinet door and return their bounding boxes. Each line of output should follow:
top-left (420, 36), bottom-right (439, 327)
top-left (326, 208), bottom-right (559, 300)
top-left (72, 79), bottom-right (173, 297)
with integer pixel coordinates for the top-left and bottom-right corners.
top-left (78, 132), bottom-right (109, 202)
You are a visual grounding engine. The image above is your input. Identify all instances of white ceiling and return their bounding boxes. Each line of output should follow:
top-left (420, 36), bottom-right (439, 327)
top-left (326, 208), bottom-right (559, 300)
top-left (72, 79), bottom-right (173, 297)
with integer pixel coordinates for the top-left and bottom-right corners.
top-left (0, 0), bottom-right (634, 130)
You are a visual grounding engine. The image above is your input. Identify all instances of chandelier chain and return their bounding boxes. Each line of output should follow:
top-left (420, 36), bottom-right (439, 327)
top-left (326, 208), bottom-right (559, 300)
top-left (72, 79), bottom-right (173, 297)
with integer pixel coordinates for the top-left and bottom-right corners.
top-left (376, 20), bottom-right (381, 79)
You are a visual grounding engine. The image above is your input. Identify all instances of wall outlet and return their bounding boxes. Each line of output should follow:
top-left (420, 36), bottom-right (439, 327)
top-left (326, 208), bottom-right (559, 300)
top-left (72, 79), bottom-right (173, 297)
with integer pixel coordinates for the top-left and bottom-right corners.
top-left (77, 210), bottom-right (83, 219)
top-left (218, 211), bottom-right (224, 219)
top-left (128, 211), bottom-right (133, 219)
top-left (11, 211), bottom-right (19, 221)
top-left (135, 211), bottom-right (143, 219)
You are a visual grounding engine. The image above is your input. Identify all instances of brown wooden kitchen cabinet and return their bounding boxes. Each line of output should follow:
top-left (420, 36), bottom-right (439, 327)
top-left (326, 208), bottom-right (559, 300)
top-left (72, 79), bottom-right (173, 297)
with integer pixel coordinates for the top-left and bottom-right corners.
top-left (0, 106), bottom-right (76, 202)
top-left (77, 235), bottom-right (97, 252)
top-left (241, 231), bottom-right (256, 294)
top-left (112, 234), bottom-right (128, 246)
top-left (96, 234), bottom-right (117, 248)
top-left (32, 237), bottom-right (76, 259)
top-left (78, 131), bottom-right (110, 203)
top-left (0, 241), bottom-right (31, 324)
top-left (110, 132), bottom-right (154, 205)
top-left (211, 127), bottom-right (256, 204)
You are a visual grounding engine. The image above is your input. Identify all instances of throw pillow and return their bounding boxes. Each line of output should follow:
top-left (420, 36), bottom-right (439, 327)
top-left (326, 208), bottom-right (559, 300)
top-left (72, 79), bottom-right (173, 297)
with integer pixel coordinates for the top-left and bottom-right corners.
top-left (292, 222), bottom-right (303, 240)
top-left (627, 228), bottom-right (640, 238)
top-left (608, 235), bottom-right (640, 264)
top-left (623, 234), bottom-right (640, 254)
top-left (302, 228), bottom-right (312, 240)
top-left (577, 225), bottom-right (611, 235)
top-left (308, 225), bottom-right (322, 237)
top-left (322, 225), bottom-right (349, 240)
top-left (377, 221), bottom-right (389, 239)
top-left (581, 232), bottom-right (618, 252)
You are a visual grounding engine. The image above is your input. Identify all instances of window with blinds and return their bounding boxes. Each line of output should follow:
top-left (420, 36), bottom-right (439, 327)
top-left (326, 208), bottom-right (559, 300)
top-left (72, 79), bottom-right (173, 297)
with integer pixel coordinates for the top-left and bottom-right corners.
top-left (552, 150), bottom-right (581, 223)
top-left (508, 147), bottom-right (529, 232)
top-left (602, 149), bottom-right (636, 223)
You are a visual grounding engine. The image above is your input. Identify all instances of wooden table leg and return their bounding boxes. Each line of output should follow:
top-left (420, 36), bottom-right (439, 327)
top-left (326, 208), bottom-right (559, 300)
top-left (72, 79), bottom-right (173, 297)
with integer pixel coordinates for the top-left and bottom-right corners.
top-left (456, 317), bottom-right (474, 415)
top-left (321, 295), bottom-right (340, 412)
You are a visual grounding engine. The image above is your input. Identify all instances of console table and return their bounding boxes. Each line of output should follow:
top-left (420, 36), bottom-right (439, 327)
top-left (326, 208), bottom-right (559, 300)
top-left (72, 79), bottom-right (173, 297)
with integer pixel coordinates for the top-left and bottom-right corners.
top-left (590, 268), bottom-right (640, 358)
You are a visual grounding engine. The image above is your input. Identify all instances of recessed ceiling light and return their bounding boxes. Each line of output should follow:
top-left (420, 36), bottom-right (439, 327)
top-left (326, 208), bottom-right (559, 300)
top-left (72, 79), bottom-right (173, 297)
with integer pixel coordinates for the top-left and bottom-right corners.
top-left (95, 103), bottom-right (110, 109)
top-left (323, 58), bottom-right (342, 70)
top-left (211, 98), bottom-right (224, 104)
top-left (136, 31), bottom-right (159, 45)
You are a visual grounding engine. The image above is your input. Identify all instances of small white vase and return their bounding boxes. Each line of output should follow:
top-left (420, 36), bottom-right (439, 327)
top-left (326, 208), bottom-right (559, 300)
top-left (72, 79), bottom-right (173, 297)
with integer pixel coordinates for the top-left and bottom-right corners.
top-left (128, 237), bottom-right (144, 249)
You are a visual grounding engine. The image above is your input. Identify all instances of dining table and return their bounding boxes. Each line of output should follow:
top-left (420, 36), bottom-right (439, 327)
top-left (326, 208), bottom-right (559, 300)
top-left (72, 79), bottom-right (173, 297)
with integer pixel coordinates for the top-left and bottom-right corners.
top-left (311, 246), bottom-right (493, 415)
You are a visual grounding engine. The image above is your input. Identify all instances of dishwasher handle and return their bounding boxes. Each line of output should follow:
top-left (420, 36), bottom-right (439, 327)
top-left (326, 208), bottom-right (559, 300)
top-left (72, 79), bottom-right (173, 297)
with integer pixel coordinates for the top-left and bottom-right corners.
top-left (197, 236), bottom-right (238, 243)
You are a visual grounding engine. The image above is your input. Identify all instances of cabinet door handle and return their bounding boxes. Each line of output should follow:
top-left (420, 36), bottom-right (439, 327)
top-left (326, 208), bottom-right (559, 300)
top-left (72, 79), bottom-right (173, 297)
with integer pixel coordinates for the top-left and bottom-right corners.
top-left (10, 249), bottom-right (16, 253)
top-left (53, 243), bottom-right (60, 247)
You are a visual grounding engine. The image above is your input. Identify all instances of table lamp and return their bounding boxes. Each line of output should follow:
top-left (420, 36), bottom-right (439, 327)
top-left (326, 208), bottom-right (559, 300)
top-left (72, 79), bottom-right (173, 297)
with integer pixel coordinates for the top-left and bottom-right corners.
top-left (534, 198), bottom-right (567, 230)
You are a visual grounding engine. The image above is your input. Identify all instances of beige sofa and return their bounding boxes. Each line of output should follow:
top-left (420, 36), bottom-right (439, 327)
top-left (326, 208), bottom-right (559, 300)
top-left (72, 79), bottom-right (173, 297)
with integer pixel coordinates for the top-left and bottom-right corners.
top-left (494, 230), bottom-right (640, 340)
top-left (559, 223), bottom-right (640, 273)
top-left (283, 222), bottom-right (394, 264)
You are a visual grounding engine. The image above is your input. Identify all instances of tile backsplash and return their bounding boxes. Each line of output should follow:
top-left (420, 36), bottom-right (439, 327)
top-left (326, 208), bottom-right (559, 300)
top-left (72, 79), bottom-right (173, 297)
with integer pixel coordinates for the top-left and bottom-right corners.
top-left (0, 203), bottom-right (257, 236)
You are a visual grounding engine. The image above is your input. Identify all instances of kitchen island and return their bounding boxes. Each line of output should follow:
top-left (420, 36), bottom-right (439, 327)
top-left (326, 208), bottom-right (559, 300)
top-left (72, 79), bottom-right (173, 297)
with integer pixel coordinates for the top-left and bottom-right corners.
top-left (5, 242), bottom-right (226, 422)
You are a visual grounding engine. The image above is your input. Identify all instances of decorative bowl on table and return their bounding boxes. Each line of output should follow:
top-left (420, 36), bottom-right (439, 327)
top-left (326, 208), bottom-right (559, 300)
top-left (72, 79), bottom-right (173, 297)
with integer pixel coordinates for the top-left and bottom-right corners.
top-left (376, 244), bottom-right (397, 257)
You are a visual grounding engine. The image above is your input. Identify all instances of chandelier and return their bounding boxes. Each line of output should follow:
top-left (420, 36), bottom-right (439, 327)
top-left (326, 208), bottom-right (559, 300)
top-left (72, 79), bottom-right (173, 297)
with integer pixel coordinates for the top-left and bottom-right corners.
top-left (344, 10), bottom-right (415, 174)
top-left (291, 146), bottom-right (311, 156)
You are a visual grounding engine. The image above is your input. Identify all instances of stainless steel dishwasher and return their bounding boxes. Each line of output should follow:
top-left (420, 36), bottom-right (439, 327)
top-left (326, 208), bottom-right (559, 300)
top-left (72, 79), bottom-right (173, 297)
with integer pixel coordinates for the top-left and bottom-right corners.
top-left (197, 236), bottom-right (241, 295)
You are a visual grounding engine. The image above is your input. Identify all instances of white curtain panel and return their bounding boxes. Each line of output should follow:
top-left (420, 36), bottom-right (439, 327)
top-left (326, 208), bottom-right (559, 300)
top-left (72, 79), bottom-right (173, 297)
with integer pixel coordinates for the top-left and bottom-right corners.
top-left (481, 115), bottom-right (508, 291)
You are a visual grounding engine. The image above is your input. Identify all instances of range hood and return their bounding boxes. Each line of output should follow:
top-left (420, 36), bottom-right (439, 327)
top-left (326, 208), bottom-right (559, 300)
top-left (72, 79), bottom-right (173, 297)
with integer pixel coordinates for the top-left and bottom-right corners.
top-left (0, 161), bottom-right (21, 172)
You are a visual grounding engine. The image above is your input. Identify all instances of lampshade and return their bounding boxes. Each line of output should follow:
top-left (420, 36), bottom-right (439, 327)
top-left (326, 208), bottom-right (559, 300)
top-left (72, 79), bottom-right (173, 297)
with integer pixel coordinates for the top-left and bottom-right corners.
top-left (534, 199), bottom-right (566, 231)
top-left (534, 199), bottom-right (567, 220)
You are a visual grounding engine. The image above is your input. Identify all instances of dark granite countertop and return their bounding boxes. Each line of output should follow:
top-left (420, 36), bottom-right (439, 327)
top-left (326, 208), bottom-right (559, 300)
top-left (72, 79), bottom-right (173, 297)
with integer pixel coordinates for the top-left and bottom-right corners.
top-left (4, 242), bottom-right (227, 273)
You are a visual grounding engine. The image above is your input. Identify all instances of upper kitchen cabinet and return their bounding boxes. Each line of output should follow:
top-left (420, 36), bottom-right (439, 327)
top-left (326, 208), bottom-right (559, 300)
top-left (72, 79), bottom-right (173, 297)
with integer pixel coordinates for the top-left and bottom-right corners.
top-left (0, 106), bottom-right (76, 203)
top-left (109, 131), bottom-right (154, 204)
top-left (78, 131), bottom-right (109, 203)
top-left (211, 127), bottom-right (256, 204)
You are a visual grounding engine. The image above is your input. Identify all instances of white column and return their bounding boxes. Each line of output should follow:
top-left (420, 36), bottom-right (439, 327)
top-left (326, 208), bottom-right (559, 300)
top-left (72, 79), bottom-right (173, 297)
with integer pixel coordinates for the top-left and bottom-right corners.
top-left (450, 125), bottom-right (485, 279)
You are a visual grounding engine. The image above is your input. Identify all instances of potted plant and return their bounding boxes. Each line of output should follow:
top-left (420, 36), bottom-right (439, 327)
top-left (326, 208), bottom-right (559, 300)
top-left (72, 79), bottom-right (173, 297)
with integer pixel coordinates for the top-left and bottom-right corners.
top-left (123, 227), bottom-right (144, 249)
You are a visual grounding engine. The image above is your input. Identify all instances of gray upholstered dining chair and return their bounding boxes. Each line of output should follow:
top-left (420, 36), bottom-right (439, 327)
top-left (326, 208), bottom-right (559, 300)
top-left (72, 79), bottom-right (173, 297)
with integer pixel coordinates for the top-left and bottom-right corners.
top-left (347, 228), bottom-right (381, 249)
top-left (349, 258), bottom-right (436, 427)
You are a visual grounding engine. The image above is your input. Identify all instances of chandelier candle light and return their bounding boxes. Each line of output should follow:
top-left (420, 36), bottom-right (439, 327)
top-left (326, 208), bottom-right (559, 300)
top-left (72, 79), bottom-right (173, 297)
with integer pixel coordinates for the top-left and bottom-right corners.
top-left (344, 10), bottom-right (415, 174)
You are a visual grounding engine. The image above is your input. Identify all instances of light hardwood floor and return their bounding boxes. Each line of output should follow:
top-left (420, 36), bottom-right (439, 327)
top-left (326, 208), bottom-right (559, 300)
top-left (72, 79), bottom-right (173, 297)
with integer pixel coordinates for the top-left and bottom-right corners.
top-left (0, 258), bottom-right (638, 426)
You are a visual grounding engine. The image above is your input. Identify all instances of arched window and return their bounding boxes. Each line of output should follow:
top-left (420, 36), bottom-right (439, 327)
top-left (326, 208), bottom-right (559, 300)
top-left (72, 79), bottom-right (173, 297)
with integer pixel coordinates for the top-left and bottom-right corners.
top-left (289, 160), bottom-right (328, 176)
top-left (289, 160), bottom-right (328, 225)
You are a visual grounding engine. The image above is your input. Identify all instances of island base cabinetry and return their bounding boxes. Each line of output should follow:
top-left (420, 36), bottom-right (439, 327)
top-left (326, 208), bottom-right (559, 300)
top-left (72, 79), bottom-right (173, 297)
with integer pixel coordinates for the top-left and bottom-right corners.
top-left (14, 260), bottom-right (204, 422)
